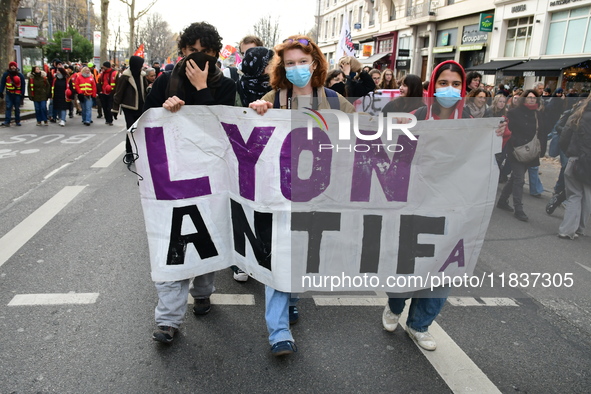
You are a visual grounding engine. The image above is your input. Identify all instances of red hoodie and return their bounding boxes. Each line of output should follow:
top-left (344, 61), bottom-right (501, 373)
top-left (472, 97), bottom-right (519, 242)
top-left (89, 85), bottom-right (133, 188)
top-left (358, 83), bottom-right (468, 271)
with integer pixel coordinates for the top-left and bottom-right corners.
top-left (423, 60), bottom-right (467, 120)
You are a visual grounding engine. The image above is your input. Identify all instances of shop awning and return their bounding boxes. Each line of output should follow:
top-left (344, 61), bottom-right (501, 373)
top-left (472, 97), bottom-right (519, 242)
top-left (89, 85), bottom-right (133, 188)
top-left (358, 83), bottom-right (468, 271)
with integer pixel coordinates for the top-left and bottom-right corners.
top-left (465, 60), bottom-right (525, 75)
top-left (360, 52), bottom-right (390, 65)
top-left (503, 57), bottom-right (591, 77)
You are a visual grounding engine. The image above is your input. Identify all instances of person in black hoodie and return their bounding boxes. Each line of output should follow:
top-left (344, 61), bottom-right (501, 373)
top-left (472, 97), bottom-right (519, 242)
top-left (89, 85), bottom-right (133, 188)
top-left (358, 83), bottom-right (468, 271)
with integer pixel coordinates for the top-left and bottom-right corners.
top-left (144, 22), bottom-right (236, 345)
top-left (113, 55), bottom-right (148, 164)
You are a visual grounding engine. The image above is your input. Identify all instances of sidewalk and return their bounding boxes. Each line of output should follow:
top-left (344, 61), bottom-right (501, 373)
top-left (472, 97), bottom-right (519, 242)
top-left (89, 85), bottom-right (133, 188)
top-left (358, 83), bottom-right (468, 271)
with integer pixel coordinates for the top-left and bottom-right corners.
top-left (0, 97), bottom-right (36, 122)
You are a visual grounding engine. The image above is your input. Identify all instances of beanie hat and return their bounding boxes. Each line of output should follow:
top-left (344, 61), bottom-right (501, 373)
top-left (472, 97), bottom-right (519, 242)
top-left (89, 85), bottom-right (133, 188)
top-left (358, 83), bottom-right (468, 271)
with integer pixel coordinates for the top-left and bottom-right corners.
top-left (103, 61), bottom-right (111, 68)
top-left (88, 62), bottom-right (94, 68)
top-left (9, 61), bottom-right (17, 68)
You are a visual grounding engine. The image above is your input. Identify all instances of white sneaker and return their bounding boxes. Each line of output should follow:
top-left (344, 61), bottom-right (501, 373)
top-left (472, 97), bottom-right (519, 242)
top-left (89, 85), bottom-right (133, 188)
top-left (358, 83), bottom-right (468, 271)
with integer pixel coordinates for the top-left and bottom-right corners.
top-left (59, 120), bottom-right (65, 127)
top-left (233, 268), bottom-right (249, 282)
top-left (407, 327), bottom-right (437, 351)
top-left (382, 305), bottom-right (400, 332)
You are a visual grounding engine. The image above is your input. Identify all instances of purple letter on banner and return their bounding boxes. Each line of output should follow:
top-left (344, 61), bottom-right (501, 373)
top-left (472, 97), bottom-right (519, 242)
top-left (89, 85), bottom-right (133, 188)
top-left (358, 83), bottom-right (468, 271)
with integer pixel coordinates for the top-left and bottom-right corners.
top-left (280, 127), bottom-right (332, 202)
top-left (350, 134), bottom-right (418, 202)
top-left (221, 123), bottom-right (275, 201)
top-left (145, 127), bottom-right (212, 200)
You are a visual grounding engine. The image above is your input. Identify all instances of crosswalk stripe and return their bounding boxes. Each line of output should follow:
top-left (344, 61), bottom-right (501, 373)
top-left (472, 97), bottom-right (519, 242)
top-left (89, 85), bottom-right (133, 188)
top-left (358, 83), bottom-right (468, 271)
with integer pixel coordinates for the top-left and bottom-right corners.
top-left (0, 186), bottom-right (86, 268)
top-left (91, 141), bottom-right (125, 168)
top-left (187, 293), bottom-right (255, 305)
top-left (313, 296), bottom-right (387, 306)
top-left (447, 297), bottom-right (518, 307)
top-left (8, 293), bottom-right (99, 306)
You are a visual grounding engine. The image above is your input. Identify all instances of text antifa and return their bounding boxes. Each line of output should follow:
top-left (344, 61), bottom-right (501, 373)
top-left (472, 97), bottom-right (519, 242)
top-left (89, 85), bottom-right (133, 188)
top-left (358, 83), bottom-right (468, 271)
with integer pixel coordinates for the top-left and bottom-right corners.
top-left (166, 199), bottom-right (466, 276)
top-left (144, 123), bottom-right (419, 203)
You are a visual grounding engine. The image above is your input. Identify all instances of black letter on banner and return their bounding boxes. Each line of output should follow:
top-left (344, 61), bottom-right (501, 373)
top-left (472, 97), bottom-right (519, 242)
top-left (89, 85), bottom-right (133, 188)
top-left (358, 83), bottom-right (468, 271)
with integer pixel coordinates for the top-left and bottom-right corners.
top-left (360, 215), bottom-right (382, 273)
top-left (231, 199), bottom-right (273, 270)
top-left (396, 215), bottom-right (445, 274)
top-left (167, 205), bottom-right (219, 265)
top-left (291, 212), bottom-right (341, 273)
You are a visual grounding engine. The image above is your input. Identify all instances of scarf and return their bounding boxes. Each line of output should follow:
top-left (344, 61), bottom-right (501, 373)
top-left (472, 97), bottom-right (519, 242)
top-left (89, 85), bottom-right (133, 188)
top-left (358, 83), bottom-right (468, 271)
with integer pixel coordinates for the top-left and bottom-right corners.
top-left (524, 102), bottom-right (539, 110)
top-left (466, 100), bottom-right (486, 118)
top-left (165, 52), bottom-right (222, 103)
top-left (237, 47), bottom-right (274, 107)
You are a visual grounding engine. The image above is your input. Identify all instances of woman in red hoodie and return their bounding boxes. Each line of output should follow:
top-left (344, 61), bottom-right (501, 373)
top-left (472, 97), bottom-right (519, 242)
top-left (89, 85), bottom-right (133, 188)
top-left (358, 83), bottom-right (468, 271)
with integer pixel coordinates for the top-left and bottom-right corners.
top-left (381, 60), bottom-right (504, 351)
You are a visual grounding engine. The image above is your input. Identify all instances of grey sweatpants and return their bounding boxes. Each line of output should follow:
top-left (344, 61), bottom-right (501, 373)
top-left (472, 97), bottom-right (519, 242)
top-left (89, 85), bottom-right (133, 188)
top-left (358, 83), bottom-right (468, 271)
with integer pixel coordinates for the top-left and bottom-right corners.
top-left (154, 273), bottom-right (215, 328)
top-left (559, 158), bottom-right (591, 238)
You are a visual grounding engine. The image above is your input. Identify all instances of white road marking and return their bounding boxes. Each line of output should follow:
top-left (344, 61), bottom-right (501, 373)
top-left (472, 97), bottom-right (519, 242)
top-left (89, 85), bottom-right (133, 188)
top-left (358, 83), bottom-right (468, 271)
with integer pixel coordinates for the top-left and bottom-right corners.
top-left (447, 297), bottom-right (518, 307)
top-left (187, 294), bottom-right (255, 305)
top-left (575, 262), bottom-right (591, 273)
top-left (0, 186), bottom-right (86, 268)
top-left (91, 141), bottom-right (125, 168)
top-left (398, 307), bottom-right (502, 393)
top-left (313, 296), bottom-right (387, 306)
top-left (8, 293), bottom-right (99, 306)
top-left (44, 163), bottom-right (71, 179)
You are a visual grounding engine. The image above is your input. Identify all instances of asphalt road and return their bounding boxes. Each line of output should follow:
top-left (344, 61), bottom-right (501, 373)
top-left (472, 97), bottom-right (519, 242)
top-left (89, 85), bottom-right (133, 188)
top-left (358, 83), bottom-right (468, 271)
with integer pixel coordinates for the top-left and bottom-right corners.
top-left (0, 112), bottom-right (589, 393)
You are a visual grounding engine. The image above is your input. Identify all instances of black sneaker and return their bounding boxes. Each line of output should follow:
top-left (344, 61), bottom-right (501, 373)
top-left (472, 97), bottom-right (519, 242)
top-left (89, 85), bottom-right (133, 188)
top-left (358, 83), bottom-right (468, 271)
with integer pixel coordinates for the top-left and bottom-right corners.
top-left (97, 114), bottom-right (103, 118)
top-left (514, 210), bottom-right (529, 222)
top-left (152, 325), bottom-right (178, 343)
top-left (546, 191), bottom-right (565, 215)
top-left (289, 305), bottom-right (299, 325)
top-left (496, 199), bottom-right (513, 212)
top-left (193, 297), bottom-right (211, 315)
top-left (271, 340), bottom-right (297, 356)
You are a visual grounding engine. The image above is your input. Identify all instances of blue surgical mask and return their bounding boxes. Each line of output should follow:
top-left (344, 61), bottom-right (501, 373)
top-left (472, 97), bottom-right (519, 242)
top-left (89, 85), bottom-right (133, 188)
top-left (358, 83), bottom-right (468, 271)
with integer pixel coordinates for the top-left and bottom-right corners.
top-left (434, 86), bottom-right (462, 108)
top-left (286, 63), bottom-right (313, 88)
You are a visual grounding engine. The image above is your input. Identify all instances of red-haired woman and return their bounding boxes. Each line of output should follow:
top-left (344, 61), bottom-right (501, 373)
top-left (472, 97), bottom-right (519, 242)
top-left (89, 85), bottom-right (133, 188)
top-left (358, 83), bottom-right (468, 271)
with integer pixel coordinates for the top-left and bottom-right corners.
top-left (249, 35), bottom-right (354, 356)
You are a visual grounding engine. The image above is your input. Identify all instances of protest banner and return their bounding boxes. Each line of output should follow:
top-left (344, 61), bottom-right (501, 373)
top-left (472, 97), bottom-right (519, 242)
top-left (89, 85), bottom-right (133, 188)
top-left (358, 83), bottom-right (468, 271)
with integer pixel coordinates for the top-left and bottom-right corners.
top-left (132, 106), bottom-right (501, 293)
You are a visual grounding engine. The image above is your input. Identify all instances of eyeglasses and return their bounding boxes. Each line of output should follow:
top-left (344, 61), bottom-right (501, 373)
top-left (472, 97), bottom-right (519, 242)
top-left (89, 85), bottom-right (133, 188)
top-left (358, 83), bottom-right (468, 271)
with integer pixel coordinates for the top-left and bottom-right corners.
top-left (283, 38), bottom-right (311, 46)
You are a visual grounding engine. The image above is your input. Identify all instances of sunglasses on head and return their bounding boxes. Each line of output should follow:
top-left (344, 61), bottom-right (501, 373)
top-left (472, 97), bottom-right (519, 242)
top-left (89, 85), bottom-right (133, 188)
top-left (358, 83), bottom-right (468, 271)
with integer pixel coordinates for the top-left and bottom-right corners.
top-left (283, 38), bottom-right (311, 46)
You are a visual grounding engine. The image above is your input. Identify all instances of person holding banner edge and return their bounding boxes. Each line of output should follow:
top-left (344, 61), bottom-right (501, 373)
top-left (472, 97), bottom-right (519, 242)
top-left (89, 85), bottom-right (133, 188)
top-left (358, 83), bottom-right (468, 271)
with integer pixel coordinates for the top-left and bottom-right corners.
top-left (249, 35), bottom-right (355, 356)
top-left (381, 60), bottom-right (504, 351)
top-left (143, 22), bottom-right (237, 344)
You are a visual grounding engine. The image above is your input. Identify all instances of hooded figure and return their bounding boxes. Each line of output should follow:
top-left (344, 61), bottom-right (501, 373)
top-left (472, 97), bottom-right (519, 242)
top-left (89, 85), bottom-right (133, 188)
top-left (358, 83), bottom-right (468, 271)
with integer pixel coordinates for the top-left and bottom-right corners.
top-left (236, 47), bottom-right (274, 107)
top-left (419, 60), bottom-right (467, 120)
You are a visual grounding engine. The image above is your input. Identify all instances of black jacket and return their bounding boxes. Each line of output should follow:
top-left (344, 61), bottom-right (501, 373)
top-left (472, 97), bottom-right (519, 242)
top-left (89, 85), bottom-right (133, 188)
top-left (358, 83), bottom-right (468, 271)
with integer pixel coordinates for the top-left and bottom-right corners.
top-left (506, 105), bottom-right (546, 166)
top-left (144, 70), bottom-right (236, 111)
top-left (565, 107), bottom-right (591, 158)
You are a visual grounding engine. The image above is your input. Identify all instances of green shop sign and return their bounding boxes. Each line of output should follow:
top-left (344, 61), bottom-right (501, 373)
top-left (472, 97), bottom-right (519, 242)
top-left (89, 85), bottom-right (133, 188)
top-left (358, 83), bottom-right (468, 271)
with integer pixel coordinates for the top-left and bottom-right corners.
top-left (479, 13), bottom-right (494, 32)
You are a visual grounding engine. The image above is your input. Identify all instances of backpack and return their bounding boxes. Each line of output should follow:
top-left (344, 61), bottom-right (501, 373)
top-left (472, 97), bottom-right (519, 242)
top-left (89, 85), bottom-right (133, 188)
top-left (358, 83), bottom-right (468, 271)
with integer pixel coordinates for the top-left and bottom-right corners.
top-left (273, 87), bottom-right (340, 109)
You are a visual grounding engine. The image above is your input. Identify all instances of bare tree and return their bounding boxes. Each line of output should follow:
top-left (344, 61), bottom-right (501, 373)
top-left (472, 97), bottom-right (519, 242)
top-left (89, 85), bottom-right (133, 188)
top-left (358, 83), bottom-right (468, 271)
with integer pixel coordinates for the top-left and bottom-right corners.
top-left (119, 0), bottom-right (158, 57)
top-left (100, 0), bottom-right (108, 62)
top-left (0, 0), bottom-right (20, 88)
top-left (20, 0), bottom-right (100, 40)
top-left (137, 13), bottom-right (176, 63)
top-left (253, 15), bottom-right (280, 48)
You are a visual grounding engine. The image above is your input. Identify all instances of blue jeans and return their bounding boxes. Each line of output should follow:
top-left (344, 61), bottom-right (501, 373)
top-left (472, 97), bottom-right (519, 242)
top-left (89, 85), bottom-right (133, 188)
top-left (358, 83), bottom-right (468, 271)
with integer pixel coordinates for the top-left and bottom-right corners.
top-left (33, 100), bottom-right (48, 122)
top-left (265, 286), bottom-right (298, 345)
top-left (57, 109), bottom-right (67, 122)
top-left (528, 166), bottom-right (544, 195)
top-left (387, 286), bottom-right (451, 332)
top-left (4, 93), bottom-right (21, 124)
top-left (80, 96), bottom-right (93, 123)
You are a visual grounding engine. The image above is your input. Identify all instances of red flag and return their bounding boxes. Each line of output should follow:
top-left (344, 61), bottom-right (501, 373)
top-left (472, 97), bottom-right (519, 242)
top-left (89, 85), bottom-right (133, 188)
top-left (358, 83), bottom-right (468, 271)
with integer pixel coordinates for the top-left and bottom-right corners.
top-left (166, 56), bottom-right (171, 64)
top-left (133, 44), bottom-right (145, 58)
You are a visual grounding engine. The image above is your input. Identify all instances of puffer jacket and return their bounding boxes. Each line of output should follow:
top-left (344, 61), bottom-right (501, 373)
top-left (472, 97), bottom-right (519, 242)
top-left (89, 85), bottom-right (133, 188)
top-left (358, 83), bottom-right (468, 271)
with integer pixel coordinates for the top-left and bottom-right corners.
top-left (28, 71), bottom-right (50, 101)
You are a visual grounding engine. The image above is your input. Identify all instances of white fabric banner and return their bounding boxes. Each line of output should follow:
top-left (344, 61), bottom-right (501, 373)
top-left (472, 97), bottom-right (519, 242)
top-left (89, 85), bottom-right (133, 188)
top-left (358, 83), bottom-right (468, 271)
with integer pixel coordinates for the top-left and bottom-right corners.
top-left (335, 12), bottom-right (355, 61)
top-left (133, 106), bottom-right (501, 293)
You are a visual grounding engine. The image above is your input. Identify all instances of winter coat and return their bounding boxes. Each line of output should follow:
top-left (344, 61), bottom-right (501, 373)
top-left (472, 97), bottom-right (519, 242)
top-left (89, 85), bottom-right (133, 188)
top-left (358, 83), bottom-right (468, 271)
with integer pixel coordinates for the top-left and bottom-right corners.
top-left (73, 74), bottom-right (97, 98)
top-left (506, 105), bottom-right (546, 167)
top-left (52, 76), bottom-right (72, 111)
top-left (112, 68), bottom-right (147, 112)
top-left (27, 71), bottom-right (50, 101)
top-left (0, 70), bottom-right (26, 97)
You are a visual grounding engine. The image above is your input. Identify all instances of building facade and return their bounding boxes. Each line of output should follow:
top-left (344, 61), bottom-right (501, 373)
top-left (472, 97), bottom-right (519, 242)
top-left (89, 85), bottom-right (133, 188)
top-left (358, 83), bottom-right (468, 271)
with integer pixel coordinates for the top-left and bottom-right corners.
top-left (316, 0), bottom-right (591, 91)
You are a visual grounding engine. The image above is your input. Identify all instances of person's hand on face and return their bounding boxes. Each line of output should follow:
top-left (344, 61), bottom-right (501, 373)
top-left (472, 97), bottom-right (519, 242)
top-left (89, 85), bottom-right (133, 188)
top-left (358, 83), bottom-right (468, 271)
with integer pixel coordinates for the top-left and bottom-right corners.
top-left (186, 59), bottom-right (208, 90)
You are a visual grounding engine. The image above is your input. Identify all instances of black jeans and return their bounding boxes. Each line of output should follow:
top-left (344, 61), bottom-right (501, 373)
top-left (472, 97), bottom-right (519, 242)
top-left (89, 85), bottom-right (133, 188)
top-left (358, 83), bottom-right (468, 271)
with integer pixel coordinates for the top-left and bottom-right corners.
top-left (99, 94), bottom-right (114, 123)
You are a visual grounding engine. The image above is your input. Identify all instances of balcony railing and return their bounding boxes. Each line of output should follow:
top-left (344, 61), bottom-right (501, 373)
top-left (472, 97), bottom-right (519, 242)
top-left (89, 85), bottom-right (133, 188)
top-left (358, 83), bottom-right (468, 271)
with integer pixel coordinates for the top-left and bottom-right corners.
top-left (406, 1), bottom-right (438, 20)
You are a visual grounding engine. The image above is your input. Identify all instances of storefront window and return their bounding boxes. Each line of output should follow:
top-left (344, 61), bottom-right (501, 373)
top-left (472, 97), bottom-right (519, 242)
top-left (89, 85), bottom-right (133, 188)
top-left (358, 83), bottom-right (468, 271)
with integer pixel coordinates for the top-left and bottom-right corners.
top-left (504, 16), bottom-right (533, 57)
top-left (379, 39), bottom-right (393, 53)
top-left (546, 6), bottom-right (591, 55)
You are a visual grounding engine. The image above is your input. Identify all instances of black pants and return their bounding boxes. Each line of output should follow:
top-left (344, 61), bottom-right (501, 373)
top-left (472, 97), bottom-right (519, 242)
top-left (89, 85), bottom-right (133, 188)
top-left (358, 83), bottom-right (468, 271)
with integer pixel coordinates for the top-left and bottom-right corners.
top-left (99, 94), bottom-right (114, 123)
top-left (123, 108), bottom-right (143, 155)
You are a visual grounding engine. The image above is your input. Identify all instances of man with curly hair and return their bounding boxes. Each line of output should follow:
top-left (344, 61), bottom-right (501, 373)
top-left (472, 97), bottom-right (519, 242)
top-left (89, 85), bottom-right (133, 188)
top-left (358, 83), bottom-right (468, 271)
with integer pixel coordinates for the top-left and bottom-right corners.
top-left (144, 22), bottom-right (237, 344)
